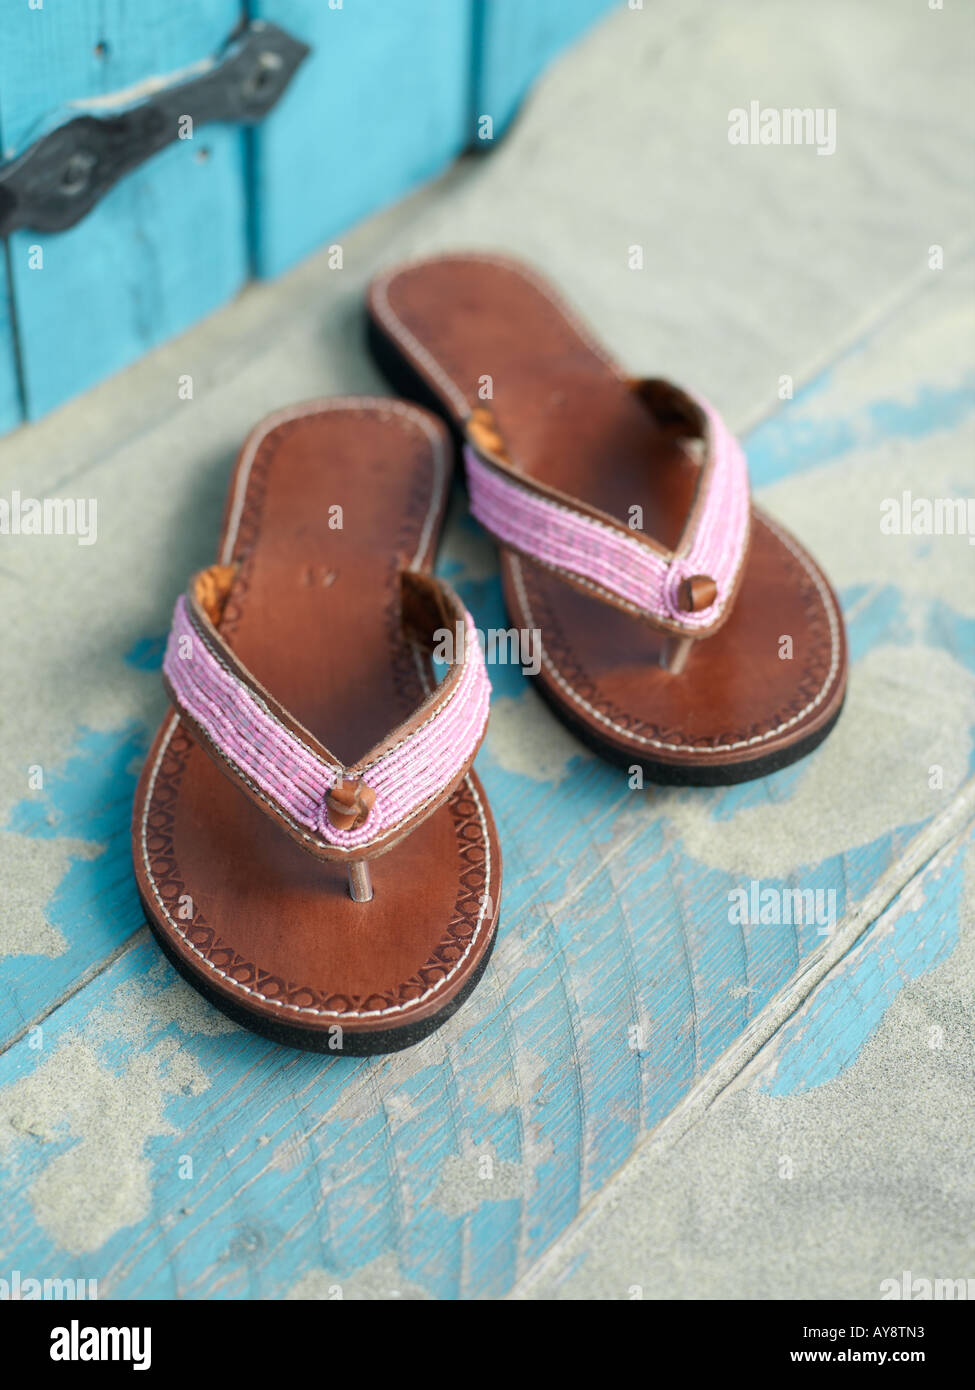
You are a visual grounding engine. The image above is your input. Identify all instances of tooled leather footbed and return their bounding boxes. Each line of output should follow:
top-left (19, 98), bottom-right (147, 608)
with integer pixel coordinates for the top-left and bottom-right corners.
top-left (132, 399), bottom-right (501, 1040)
top-left (367, 254), bottom-right (848, 771)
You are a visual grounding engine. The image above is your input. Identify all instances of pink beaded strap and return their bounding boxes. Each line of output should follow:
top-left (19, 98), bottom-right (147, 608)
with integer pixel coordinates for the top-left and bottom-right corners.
top-left (464, 380), bottom-right (750, 636)
top-left (162, 571), bottom-right (491, 861)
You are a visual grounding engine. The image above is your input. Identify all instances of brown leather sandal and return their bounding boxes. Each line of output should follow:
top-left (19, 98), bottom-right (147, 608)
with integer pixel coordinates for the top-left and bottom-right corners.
top-left (367, 253), bottom-right (847, 785)
top-left (132, 399), bottom-right (501, 1053)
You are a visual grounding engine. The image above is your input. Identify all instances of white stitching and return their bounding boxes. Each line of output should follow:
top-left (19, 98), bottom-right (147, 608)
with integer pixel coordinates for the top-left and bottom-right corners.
top-left (375, 257), bottom-right (749, 631)
top-left (166, 694), bottom-right (480, 858)
top-left (203, 396), bottom-right (454, 850)
top-left (371, 258), bottom-right (840, 758)
top-left (370, 251), bottom-right (619, 413)
top-left (468, 450), bottom-right (752, 629)
top-left (143, 399), bottom-right (495, 1021)
top-left (140, 713), bottom-right (493, 1021)
top-left (510, 510), bottom-right (841, 754)
top-left (181, 594), bottom-right (477, 851)
top-left (220, 396), bottom-right (448, 567)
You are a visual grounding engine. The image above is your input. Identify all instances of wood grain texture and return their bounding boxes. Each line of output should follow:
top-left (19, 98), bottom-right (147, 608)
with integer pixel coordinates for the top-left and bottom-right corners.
top-left (0, 1), bottom-right (249, 418)
top-left (752, 826), bottom-right (972, 1096)
top-left (248, 0), bottom-right (474, 277)
top-left (513, 806), bottom-right (975, 1298)
top-left (0, 0), bottom-right (972, 1301)
top-left (1, 259), bottom-right (971, 1294)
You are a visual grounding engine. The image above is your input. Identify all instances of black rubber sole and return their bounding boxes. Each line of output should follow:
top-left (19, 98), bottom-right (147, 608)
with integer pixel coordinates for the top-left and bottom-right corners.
top-left (139, 886), bottom-right (500, 1056)
top-left (530, 675), bottom-right (848, 786)
top-left (367, 311), bottom-right (467, 454)
top-left (367, 308), bottom-right (846, 787)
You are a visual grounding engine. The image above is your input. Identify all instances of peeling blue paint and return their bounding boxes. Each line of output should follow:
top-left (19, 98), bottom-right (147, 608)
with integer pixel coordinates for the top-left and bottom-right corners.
top-left (748, 375), bottom-right (975, 488)
top-left (124, 635), bottom-right (166, 671)
top-left (1, 722), bottom-right (148, 1038)
top-left (757, 838), bottom-right (966, 1096)
top-left (0, 350), bottom-right (971, 1295)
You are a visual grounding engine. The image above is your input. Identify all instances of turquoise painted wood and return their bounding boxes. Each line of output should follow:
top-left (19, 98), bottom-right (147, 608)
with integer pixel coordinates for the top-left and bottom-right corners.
top-left (0, 256), bottom-right (22, 433)
top-left (0, 1), bottom-right (624, 425)
top-left (753, 828), bottom-right (972, 1097)
top-left (249, 0), bottom-right (474, 277)
top-left (472, 0), bottom-right (620, 140)
top-left (0, 1), bottom-right (249, 419)
top-left (1, 255), bottom-right (971, 1295)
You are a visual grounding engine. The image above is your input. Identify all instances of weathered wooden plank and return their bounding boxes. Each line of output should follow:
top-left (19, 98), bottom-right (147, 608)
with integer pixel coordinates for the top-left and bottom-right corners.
top-left (515, 817), bottom-right (975, 1299)
top-left (472, 0), bottom-right (620, 140)
top-left (1, 272), bottom-right (972, 1292)
top-left (751, 827), bottom-right (971, 1096)
top-left (0, 1), bottom-right (249, 418)
top-left (248, 0), bottom-right (474, 277)
top-left (2, 802), bottom-right (971, 1298)
top-left (1, 0), bottom-right (972, 1299)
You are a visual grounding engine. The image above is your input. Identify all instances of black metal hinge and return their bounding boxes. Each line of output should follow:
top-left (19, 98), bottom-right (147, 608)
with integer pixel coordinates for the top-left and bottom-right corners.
top-left (0, 20), bottom-right (309, 237)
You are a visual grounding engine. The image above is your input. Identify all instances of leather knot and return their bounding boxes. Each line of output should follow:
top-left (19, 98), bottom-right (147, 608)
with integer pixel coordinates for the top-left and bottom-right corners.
top-left (193, 564), bottom-right (237, 626)
top-left (325, 777), bottom-right (377, 831)
top-left (676, 573), bottom-right (718, 613)
top-left (467, 407), bottom-right (510, 462)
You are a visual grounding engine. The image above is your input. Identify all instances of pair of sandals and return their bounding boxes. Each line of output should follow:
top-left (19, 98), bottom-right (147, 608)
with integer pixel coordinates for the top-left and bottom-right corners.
top-left (132, 254), bottom-right (848, 1054)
